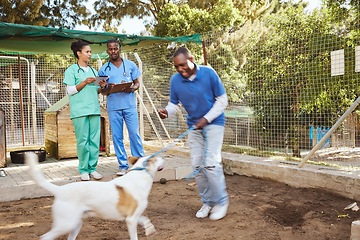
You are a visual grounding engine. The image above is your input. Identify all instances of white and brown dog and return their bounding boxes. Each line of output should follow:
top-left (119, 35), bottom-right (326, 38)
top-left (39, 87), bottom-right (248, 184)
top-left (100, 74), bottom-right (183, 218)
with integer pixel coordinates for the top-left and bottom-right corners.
top-left (25, 153), bottom-right (164, 240)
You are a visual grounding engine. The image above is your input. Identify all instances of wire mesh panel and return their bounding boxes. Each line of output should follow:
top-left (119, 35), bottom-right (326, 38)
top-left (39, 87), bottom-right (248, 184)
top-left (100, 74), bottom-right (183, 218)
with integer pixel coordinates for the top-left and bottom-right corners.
top-left (201, 1), bottom-right (360, 167)
top-left (0, 54), bottom-right (101, 148)
top-left (0, 55), bottom-right (31, 148)
top-left (127, 44), bottom-right (189, 143)
top-left (2, 1), bottom-right (360, 169)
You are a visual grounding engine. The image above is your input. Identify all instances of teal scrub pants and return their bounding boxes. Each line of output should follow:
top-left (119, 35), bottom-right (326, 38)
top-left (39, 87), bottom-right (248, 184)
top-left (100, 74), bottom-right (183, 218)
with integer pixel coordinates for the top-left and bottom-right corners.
top-left (72, 115), bottom-right (100, 174)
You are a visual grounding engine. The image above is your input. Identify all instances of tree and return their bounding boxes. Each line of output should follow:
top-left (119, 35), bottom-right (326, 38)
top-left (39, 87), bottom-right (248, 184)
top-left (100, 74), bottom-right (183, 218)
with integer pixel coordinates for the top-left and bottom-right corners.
top-left (88, 0), bottom-right (277, 32)
top-left (88, 0), bottom-right (167, 30)
top-left (154, 0), bottom-right (244, 37)
top-left (152, 0), bottom-right (276, 103)
top-left (0, 0), bottom-right (90, 28)
top-left (323, 0), bottom-right (359, 21)
top-left (323, 0), bottom-right (359, 39)
top-left (245, 1), bottom-right (360, 156)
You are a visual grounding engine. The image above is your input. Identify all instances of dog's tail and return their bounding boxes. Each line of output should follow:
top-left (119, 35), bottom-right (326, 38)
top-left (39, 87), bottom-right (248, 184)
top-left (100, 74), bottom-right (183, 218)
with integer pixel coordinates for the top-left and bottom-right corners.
top-left (25, 152), bottom-right (59, 194)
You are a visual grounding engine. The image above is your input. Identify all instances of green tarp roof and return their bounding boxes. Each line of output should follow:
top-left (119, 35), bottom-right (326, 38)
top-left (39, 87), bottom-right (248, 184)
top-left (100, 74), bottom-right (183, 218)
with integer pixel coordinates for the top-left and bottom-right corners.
top-left (0, 22), bottom-right (202, 55)
top-left (0, 57), bottom-right (37, 66)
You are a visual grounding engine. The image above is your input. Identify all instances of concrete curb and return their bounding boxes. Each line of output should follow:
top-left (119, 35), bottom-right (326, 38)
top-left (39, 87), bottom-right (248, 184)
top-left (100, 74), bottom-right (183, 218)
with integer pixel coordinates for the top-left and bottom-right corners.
top-left (351, 220), bottom-right (360, 240)
top-left (146, 143), bottom-right (360, 201)
top-left (222, 152), bottom-right (360, 202)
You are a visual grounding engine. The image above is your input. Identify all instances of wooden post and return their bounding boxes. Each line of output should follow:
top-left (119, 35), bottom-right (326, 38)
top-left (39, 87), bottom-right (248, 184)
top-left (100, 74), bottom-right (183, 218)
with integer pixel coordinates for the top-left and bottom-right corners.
top-left (0, 108), bottom-right (6, 168)
top-left (352, 113), bottom-right (356, 147)
top-left (18, 55), bottom-right (25, 146)
top-left (312, 126), bottom-right (317, 148)
top-left (202, 41), bottom-right (208, 65)
top-left (9, 65), bottom-right (14, 141)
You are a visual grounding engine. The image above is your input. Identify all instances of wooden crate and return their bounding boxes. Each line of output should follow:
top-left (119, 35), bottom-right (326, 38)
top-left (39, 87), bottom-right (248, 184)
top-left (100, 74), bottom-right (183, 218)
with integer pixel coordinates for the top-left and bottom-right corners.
top-left (44, 96), bottom-right (110, 160)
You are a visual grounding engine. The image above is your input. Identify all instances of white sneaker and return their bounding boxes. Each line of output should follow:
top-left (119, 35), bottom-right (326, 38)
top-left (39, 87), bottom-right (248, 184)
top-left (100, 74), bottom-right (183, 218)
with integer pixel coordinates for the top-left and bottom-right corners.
top-left (116, 169), bottom-right (127, 176)
top-left (196, 205), bottom-right (212, 218)
top-left (90, 171), bottom-right (103, 180)
top-left (80, 173), bottom-right (90, 181)
top-left (209, 202), bottom-right (229, 221)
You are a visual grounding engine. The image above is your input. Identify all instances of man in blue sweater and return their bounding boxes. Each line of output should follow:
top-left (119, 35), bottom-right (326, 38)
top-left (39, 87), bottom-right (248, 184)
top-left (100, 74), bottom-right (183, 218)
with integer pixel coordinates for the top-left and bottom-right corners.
top-left (158, 47), bottom-right (229, 220)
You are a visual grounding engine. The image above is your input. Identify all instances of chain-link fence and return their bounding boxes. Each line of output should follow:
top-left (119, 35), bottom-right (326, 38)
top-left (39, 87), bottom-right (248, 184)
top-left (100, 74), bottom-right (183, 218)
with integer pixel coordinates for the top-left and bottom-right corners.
top-left (0, 54), bottom-right (102, 148)
top-left (0, 48), bottom-right (179, 149)
top-left (2, 1), bottom-right (360, 167)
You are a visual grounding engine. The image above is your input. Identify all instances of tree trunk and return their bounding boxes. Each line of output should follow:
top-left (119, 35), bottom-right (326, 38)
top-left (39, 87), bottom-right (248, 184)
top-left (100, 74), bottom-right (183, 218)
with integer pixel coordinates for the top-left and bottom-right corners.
top-left (292, 144), bottom-right (301, 158)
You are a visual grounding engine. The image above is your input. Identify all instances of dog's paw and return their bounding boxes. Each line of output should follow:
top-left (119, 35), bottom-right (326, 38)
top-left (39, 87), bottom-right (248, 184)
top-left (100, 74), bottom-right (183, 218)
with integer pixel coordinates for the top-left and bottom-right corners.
top-left (145, 224), bottom-right (156, 236)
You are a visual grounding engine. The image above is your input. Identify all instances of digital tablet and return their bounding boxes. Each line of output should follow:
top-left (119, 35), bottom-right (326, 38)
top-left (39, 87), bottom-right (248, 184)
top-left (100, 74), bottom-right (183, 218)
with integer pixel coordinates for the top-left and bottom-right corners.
top-left (94, 76), bottom-right (109, 86)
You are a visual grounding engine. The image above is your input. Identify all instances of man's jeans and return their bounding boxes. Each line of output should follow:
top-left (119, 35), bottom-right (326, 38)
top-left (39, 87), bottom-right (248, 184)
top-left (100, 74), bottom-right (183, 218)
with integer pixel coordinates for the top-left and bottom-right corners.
top-left (188, 124), bottom-right (228, 207)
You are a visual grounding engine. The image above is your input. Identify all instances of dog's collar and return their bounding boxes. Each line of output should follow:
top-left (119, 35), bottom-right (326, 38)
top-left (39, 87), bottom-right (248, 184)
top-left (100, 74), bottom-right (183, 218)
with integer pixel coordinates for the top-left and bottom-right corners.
top-left (128, 167), bottom-right (153, 178)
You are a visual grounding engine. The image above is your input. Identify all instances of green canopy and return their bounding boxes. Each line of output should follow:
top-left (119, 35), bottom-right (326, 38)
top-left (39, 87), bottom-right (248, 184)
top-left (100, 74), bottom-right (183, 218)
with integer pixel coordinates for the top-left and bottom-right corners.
top-left (0, 22), bottom-right (202, 54)
top-left (0, 57), bottom-right (37, 66)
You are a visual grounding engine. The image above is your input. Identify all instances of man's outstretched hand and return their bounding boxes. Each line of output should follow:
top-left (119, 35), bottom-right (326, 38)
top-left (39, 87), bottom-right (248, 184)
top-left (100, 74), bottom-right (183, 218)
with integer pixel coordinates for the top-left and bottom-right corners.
top-left (158, 109), bottom-right (168, 119)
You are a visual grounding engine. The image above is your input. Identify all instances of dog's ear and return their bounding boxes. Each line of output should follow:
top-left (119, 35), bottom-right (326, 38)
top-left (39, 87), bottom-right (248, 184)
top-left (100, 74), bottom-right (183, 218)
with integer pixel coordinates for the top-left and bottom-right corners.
top-left (127, 156), bottom-right (140, 165)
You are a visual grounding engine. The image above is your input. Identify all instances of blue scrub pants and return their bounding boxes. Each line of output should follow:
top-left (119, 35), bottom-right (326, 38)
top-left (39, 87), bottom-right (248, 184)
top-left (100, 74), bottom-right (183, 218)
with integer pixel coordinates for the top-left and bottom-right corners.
top-left (188, 124), bottom-right (229, 207)
top-left (72, 115), bottom-right (100, 174)
top-left (108, 108), bottom-right (144, 169)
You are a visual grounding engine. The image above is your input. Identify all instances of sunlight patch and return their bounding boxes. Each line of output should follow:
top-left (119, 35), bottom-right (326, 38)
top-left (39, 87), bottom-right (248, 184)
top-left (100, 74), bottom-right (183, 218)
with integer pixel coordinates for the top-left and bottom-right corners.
top-left (0, 222), bottom-right (34, 230)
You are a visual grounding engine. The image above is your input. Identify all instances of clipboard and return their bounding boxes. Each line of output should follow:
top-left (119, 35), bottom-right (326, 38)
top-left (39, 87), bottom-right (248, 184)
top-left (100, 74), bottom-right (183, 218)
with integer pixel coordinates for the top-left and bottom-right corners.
top-left (94, 76), bottom-right (109, 86)
top-left (109, 82), bottom-right (133, 94)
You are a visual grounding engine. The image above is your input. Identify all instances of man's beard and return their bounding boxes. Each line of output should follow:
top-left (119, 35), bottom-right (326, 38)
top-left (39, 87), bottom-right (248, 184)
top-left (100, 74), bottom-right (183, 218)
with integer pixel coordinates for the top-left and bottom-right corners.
top-left (111, 54), bottom-right (119, 61)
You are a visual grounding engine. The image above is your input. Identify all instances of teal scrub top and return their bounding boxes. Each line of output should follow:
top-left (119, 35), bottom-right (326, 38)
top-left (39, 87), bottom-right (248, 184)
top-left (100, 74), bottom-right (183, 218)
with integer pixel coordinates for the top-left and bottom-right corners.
top-left (63, 64), bottom-right (101, 119)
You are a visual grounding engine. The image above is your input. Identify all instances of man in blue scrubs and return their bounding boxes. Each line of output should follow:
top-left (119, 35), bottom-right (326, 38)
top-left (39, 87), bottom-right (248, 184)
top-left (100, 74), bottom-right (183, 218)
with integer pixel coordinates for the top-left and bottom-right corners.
top-left (158, 47), bottom-right (229, 221)
top-left (99, 39), bottom-right (144, 175)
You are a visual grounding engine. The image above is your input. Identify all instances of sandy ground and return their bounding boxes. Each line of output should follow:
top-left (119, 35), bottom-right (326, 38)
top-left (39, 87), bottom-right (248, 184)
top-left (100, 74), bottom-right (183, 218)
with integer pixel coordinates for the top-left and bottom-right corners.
top-left (1, 174), bottom-right (359, 240)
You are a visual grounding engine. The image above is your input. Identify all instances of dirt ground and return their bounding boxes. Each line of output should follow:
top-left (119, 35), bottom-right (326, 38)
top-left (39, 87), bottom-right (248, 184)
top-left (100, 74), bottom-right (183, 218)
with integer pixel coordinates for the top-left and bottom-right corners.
top-left (0, 174), bottom-right (359, 240)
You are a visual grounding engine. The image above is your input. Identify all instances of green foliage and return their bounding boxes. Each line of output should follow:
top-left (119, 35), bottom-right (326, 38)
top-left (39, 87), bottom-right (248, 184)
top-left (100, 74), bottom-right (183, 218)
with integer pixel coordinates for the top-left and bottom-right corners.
top-left (88, 0), bottom-right (274, 32)
top-left (208, 43), bottom-right (245, 102)
top-left (323, 0), bottom-right (358, 21)
top-left (244, 1), bottom-right (360, 156)
top-left (154, 0), bottom-right (243, 37)
top-left (0, 0), bottom-right (90, 28)
top-left (323, 0), bottom-right (359, 38)
top-left (246, 5), bottom-right (330, 154)
top-left (153, 0), bottom-right (274, 103)
top-left (89, 0), bottom-right (168, 31)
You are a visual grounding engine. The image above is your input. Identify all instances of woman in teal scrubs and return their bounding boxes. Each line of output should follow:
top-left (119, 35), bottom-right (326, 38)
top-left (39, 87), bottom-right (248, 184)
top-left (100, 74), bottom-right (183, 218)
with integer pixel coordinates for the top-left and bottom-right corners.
top-left (63, 40), bottom-right (106, 181)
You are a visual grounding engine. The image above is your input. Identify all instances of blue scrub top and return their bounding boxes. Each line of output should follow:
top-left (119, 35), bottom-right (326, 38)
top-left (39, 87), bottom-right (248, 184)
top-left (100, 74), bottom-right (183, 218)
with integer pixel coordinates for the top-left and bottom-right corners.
top-left (63, 64), bottom-right (101, 119)
top-left (169, 64), bottom-right (226, 127)
top-left (99, 59), bottom-right (141, 111)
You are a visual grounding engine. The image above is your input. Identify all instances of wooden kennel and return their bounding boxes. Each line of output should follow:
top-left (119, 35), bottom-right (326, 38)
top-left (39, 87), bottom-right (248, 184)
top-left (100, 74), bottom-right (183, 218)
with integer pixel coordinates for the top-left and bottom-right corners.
top-left (44, 95), bottom-right (110, 160)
